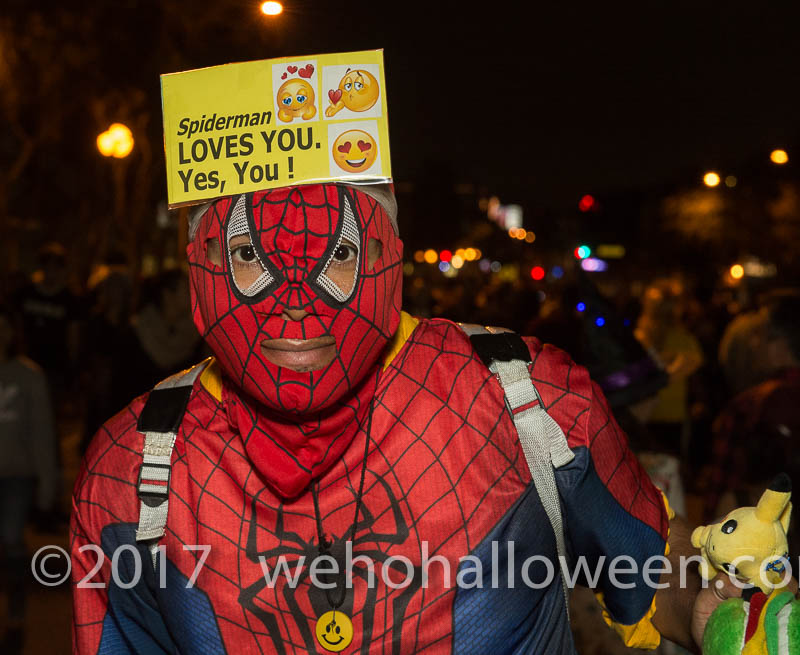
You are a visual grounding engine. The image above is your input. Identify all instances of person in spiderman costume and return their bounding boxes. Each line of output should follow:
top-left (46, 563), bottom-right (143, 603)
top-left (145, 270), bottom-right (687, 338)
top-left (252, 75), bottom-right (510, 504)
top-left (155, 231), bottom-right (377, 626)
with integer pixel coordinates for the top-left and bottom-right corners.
top-left (71, 182), bottom-right (737, 654)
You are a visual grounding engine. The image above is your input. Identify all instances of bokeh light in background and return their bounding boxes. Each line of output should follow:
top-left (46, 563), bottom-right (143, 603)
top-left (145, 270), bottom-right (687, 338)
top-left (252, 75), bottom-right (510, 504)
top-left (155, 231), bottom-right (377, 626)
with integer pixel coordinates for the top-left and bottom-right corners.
top-left (703, 171), bottom-right (721, 187)
top-left (730, 263), bottom-right (744, 279)
top-left (724, 175), bottom-right (737, 187)
top-left (439, 249), bottom-right (452, 263)
top-left (578, 194), bottom-right (596, 212)
top-left (96, 123), bottom-right (134, 158)
top-left (530, 266), bottom-right (545, 281)
top-left (770, 149), bottom-right (789, 165)
top-left (260, 1), bottom-right (283, 15)
top-left (581, 257), bottom-right (609, 272)
top-left (423, 249), bottom-right (438, 264)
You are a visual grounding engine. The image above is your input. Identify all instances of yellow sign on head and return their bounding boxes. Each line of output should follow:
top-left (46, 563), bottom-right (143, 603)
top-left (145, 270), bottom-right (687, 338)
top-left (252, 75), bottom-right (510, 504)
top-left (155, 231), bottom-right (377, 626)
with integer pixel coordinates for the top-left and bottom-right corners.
top-left (161, 50), bottom-right (391, 208)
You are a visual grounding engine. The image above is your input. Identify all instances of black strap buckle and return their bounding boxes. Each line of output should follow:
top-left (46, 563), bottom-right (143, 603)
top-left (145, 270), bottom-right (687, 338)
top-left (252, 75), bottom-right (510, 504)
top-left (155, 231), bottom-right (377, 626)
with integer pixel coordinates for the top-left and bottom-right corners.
top-left (136, 462), bottom-right (171, 508)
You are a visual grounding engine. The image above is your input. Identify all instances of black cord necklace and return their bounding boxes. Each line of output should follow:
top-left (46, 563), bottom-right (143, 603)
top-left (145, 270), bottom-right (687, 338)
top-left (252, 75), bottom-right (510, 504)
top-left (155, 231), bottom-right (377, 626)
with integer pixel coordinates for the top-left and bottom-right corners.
top-left (312, 400), bottom-right (374, 653)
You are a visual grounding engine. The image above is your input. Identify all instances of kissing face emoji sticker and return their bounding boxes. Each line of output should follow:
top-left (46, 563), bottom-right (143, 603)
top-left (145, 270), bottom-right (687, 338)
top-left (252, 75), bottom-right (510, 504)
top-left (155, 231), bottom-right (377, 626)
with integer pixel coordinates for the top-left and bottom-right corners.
top-left (276, 78), bottom-right (316, 122)
top-left (325, 69), bottom-right (380, 117)
top-left (332, 130), bottom-right (378, 173)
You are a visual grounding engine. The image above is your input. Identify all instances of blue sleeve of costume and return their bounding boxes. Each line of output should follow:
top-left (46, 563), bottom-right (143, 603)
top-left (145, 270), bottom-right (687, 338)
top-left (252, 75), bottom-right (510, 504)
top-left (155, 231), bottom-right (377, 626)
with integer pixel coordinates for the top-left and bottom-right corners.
top-left (556, 446), bottom-right (666, 625)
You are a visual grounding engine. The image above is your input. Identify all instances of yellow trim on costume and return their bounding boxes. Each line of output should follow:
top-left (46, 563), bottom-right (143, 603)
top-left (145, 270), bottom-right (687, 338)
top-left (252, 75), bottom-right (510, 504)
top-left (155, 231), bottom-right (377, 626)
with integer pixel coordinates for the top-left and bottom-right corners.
top-left (199, 358), bottom-right (224, 402)
top-left (382, 311), bottom-right (419, 370)
top-left (198, 313), bottom-right (418, 399)
top-left (595, 492), bottom-right (675, 650)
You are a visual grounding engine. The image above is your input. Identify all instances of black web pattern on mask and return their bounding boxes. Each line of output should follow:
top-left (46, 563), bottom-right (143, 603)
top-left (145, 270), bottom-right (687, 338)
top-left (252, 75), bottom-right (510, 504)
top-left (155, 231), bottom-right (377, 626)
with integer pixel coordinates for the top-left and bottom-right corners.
top-left (189, 185), bottom-right (402, 414)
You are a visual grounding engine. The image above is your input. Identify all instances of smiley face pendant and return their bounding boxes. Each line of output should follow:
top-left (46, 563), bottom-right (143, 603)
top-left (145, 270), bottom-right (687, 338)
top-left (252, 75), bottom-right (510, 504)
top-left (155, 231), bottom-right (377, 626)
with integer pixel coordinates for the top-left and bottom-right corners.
top-left (315, 610), bottom-right (353, 652)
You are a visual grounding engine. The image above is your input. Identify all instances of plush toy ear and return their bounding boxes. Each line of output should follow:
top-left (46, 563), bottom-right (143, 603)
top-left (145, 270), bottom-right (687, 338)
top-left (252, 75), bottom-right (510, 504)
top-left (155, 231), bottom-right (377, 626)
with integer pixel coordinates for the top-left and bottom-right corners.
top-left (691, 525), bottom-right (708, 549)
top-left (780, 501), bottom-right (792, 535)
top-left (756, 473), bottom-right (792, 523)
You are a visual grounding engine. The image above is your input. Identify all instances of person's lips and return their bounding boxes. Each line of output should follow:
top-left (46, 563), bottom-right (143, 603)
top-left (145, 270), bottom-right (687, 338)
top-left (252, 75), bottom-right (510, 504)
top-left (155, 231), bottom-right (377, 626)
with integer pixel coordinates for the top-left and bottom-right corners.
top-left (260, 336), bottom-right (336, 372)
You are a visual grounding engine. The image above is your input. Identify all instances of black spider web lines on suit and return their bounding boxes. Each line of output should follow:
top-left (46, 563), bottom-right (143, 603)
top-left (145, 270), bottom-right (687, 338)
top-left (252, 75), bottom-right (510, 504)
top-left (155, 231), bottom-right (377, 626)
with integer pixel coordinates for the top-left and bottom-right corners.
top-left (157, 395), bottom-right (292, 653)
top-left (145, 379), bottom-right (411, 651)
top-left (586, 382), bottom-right (659, 516)
top-left (304, 320), bottom-right (529, 653)
top-left (213, 321), bottom-right (500, 654)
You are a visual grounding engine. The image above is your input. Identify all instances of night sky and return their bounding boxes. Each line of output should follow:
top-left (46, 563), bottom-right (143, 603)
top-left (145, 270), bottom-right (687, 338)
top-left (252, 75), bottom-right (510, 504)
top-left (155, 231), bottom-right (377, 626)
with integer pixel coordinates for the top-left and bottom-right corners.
top-left (259, 2), bottom-right (800, 206)
top-left (6, 1), bottom-right (800, 223)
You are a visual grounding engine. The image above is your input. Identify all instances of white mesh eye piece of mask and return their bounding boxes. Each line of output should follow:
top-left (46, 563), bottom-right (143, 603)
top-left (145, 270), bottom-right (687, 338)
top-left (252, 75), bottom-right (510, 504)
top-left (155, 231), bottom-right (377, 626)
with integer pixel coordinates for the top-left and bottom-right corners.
top-left (226, 195), bottom-right (275, 297)
top-left (316, 195), bottom-right (360, 303)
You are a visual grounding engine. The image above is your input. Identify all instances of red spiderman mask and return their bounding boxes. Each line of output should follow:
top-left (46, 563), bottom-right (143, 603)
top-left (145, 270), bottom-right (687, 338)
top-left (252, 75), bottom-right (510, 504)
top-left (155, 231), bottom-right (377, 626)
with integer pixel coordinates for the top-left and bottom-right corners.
top-left (187, 184), bottom-right (402, 497)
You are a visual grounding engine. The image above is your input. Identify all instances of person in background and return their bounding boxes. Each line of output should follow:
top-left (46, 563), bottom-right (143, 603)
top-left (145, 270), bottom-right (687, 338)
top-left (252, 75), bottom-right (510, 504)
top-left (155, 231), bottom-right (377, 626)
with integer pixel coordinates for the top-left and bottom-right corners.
top-left (14, 242), bottom-right (82, 398)
top-left (80, 268), bottom-right (141, 453)
top-left (0, 304), bottom-right (59, 653)
top-left (635, 279), bottom-right (704, 459)
top-left (706, 291), bottom-right (800, 552)
top-left (131, 269), bottom-right (203, 392)
top-left (717, 307), bottom-right (771, 396)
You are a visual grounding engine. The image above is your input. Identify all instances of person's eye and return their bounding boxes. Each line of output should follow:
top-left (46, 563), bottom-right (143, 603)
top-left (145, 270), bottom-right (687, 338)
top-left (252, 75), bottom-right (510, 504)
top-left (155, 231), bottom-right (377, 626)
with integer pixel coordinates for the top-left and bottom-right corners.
top-left (332, 242), bottom-right (357, 264)
top-left (231, 245), bottom-right (258, 264)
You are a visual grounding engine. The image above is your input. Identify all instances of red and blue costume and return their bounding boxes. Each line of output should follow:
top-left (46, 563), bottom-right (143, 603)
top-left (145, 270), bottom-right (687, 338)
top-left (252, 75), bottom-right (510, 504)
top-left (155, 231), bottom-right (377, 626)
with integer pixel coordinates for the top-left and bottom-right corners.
top-left (71, 185), bottom-right (669, 653)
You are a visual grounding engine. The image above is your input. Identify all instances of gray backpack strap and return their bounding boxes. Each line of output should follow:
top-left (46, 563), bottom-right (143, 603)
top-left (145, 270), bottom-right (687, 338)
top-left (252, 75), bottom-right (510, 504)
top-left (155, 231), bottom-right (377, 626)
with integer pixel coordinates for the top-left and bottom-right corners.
top-left (459, 324), bottom-right (574, 614)
top-left (135, 359), bottom-right (211, 563)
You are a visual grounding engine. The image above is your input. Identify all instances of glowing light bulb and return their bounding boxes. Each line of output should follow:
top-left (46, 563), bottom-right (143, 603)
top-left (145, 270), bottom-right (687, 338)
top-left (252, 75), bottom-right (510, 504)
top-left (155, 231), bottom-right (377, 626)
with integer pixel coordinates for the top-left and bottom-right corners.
top-left (261, 1), bottom-right (283, 15)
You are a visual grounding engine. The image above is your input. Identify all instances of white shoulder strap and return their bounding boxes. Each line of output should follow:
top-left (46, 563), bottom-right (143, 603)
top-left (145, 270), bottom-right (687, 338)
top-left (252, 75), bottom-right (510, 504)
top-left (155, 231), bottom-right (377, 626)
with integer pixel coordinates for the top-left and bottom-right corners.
top-left (459, 324), bottom-right (573, 614)
top-left (135, 360), bottom-right (210, 563)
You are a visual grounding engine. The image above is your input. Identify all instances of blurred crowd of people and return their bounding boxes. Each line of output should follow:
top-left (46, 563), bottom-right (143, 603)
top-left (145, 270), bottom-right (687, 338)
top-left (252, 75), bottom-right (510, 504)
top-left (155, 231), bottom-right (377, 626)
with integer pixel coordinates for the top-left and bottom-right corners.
top-left (403, 262), bottom-right (800, 654)
top-left (0, 243), bottom-right (203, 651)
top-left (0, 239), bottom-right (797, 652)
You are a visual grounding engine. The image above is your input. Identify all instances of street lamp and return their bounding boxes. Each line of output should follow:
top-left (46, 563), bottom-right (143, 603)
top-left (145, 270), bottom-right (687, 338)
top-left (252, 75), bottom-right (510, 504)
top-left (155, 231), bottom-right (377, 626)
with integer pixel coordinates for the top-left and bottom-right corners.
top-left (260, 1), bottom-right (283, 15)
top-left (96, 122), bottom-right (134, 249)
top-left (770, 149), bottom-right (789, 165)
top-left (97, 123), bottom-right (134, 159)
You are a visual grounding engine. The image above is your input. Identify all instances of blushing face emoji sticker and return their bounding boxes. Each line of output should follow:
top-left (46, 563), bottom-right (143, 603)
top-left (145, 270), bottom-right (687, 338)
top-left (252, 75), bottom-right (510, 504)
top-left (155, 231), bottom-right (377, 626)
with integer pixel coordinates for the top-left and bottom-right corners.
top-left (276, 79), bottom-right (316, 122)
top-left (315, 611), bottom-right (353, 652)
top-left (325, 69), bottom-right (380, 117)
top-left (332, 130), bottom-right (377, 173)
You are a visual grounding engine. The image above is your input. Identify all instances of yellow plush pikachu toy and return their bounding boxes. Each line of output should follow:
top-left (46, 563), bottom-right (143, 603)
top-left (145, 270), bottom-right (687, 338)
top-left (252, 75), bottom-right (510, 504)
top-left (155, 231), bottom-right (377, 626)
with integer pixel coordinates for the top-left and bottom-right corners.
top-left (692, 473), bottom-right (791, 592)
top-left (692, 474), bottom-right (799, 655)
